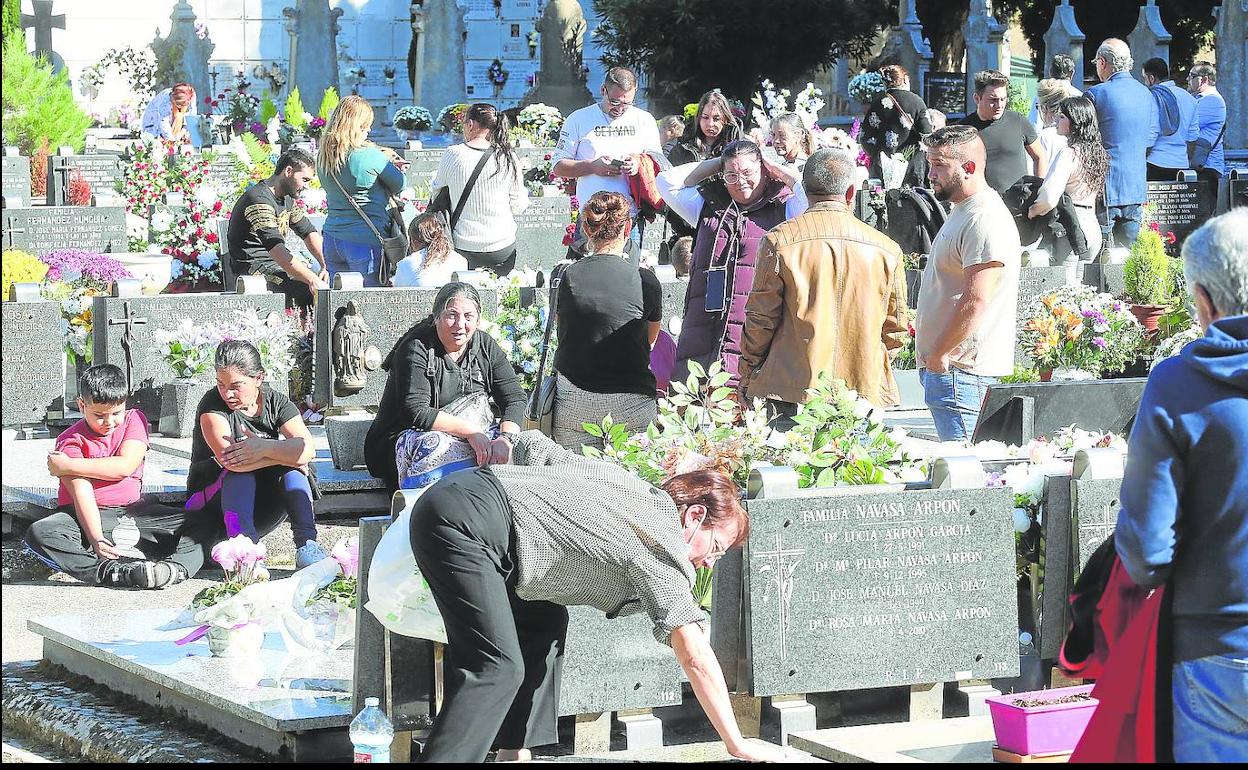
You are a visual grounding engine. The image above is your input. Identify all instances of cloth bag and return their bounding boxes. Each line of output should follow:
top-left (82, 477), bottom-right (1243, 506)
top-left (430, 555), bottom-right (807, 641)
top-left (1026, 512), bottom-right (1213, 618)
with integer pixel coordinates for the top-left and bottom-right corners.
top-left (1188, 122), bottom-right (1226, 171)
top-left (363, 487), bottom-right (448, 643)
top-left (395, 391), bottom-right (496, 490)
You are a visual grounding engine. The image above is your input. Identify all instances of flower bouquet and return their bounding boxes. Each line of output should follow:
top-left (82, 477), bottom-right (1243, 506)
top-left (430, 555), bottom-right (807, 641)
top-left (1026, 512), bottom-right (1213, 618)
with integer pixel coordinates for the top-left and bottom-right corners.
top-left (393, 105), bottom-right (433, 131)
top-left (479, 269), bottom-right (551, 392)
top-left (153, 308), bottom-right (301, 381)
top-left (1020, 284), bottom-right (1146, 379)
top-left (149, 199), bottom-right (225, 291)
top-left (284, 537), bottom-right (360, 654)
top-left (848, 71), bottom-right (887, 105)
top-left (516, 103), bottom-right (564, 144)
top-left (38, 249), bottom-right (133, 364)
top-left (436, 103), bottom-right (469, 134)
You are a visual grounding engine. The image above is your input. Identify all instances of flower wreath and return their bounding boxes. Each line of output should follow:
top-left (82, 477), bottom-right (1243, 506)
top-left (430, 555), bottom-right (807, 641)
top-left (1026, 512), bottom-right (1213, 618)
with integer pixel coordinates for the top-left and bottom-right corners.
top-left (488, 59), bottom-right (509, 86)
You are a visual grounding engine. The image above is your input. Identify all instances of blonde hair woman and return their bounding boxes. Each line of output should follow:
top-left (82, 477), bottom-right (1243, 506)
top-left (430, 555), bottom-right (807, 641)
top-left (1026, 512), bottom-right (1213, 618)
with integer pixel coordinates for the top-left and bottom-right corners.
top-left (1035, 78), bottom-right (1080, 162)
top-left (317, 95), bottom-right (408, 287)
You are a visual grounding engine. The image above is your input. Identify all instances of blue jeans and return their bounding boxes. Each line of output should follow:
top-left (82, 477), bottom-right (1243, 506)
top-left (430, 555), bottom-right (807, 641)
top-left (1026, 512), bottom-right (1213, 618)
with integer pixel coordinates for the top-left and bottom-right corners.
top-left (1172, 654), bottom-right (1248, 762)
top-left (1102, 203), bottom-right (1142, 250)
top-left (322, 232), bottom-right (382, 287)
top-left (920, 368), bottom-right (997, 442)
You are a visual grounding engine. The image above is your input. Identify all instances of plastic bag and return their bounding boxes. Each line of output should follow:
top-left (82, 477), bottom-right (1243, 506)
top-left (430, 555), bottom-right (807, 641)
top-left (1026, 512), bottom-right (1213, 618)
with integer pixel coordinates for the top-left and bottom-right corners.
top-left (363, 488), bottom-right (448, 643)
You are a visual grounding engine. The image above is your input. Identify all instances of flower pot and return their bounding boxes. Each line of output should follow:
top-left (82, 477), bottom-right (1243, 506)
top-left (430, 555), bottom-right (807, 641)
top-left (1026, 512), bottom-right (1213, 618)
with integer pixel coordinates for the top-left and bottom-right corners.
top-left (158, 378), bottom-right (210, 437)
top-left (116, 252), bottom-right (174, 295)
top-left (1129, 303), bottom-right (1167, 335)
top-left (207, 621), bottom-right (265, 658)
top-left (987, 684), bottom-right (1097, 756)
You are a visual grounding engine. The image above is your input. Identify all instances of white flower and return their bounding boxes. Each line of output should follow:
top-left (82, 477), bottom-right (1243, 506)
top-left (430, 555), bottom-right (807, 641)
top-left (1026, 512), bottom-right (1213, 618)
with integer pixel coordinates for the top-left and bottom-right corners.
top-left (1003, 463), bottom-right (1045, 504)
top-left (301, 188), bottom-right (327, 210)
top-left (1012, 507), bottom-right (1033, 533)
top-left (193, 184), bottom-right (220, 209)
top-left (899, 465), bottom-right (928, 483)
top-left (151, 209), bottom-right (174, 232)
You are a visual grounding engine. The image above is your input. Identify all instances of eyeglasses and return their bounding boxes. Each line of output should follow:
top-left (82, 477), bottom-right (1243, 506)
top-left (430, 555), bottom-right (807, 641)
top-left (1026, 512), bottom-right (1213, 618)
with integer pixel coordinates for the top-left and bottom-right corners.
top-left (722, 169), bottom-right (759, 186)
top-left (603, 90), bottom-right (634, 109)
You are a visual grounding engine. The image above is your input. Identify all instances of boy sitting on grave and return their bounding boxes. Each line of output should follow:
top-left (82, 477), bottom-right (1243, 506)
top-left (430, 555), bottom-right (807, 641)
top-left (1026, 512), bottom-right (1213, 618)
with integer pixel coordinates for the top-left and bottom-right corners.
top-left (23, 364), bottom-right (204, 589)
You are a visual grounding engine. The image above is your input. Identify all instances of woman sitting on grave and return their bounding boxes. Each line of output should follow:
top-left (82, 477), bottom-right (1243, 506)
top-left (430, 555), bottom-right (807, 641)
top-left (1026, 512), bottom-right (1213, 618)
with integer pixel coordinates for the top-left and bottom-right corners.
top-left (185, 340), bottom-right (328, 572)
top-left (549, 191), bottom-right (663, 449)
top-left (408, 431), bottom-right (789, 763)
top-left (391, 213), bottom-right (467, 288)
top-left (141, 82), bottom-right (199, 147)
top-left (431, 102), bottom-right (528, 276)
top-left (656, 139), bottom-right (807, 395)
top-left (364, 282), bottom-right (526, 492)
top-left (1027, 96), bottom-right (1108, 262)
top-left (318, 95), bottom-right (409, 287)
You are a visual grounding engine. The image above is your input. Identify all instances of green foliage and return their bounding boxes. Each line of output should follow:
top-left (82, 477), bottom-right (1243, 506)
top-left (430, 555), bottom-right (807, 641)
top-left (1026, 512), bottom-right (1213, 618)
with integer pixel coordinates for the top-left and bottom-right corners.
top-left (593, 0), bottom-right (890, 104)
top-left (0, 0), bottom-right (20, 48)
top-left (318, 87), bottom-right (340, 121)
top-left (284, 87), bottom-right (308, 132)
top-left (258, 95), bottom-right (278, 125)
top-left (1124, 230), bottom-right (1183, 306)
top-left (308, 576), bottom-right (358, 610)
top-left (1007, 79), bottom-right (1031, 115)
top-left (1000, 365), bottom-right (1041, 384)
top-left (1, 32), bottom-right (92, 154)
top-left (191, 582), bottom-right (243, 609)
top-left (240, 131), bottom-right (271, 165)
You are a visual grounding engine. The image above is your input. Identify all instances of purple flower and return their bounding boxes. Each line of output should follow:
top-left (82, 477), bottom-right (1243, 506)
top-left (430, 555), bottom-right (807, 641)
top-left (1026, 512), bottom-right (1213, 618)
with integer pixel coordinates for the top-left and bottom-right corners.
top-left (40, 249), bottom-right (132, 286)
top-left (1092, 337), bottom-right (1108, 349)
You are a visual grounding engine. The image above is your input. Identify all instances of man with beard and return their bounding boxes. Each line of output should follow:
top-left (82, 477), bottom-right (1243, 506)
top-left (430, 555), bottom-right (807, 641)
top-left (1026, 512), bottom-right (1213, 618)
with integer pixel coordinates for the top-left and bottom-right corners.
top-left (914, 126), bottom-right (1021, 441)
top-left (226, 148), bottom-right (329, 309)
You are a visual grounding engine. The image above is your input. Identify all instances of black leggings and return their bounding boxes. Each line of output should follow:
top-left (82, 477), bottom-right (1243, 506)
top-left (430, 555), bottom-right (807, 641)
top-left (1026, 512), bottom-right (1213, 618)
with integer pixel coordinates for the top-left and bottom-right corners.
top-left (409, 467), bottom-right (568, 763)
top-left (458, 242), bottom-right (517, 276)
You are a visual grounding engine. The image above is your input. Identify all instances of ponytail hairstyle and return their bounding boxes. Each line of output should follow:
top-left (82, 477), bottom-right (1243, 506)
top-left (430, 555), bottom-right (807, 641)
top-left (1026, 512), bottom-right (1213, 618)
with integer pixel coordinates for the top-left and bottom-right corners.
top-left (580, 191), bottom-right (631, 253)
top-left (769, 113), bottom-right (815, 158)
top-left (465, 103), bottom-right (517, 180)
top-left (215, 339), bottom-right (265, 379)
top-left (408, 213), bottom-right (452, 272)
top-left (879, 64), bottom-right (910, 90)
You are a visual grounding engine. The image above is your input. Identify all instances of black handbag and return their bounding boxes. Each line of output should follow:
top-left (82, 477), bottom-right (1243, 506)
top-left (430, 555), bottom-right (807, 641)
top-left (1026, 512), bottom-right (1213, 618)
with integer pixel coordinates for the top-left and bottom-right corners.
top-left (1188, 122), bottom-right (1226, 171)
top-left (330, 172), bottom-right (407, 286)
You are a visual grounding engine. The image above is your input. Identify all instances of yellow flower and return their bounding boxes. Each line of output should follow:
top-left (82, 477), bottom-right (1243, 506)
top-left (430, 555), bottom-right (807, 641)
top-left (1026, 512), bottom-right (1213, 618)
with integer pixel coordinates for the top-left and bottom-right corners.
top-left (1067, 322), bottom-right (1084, 341)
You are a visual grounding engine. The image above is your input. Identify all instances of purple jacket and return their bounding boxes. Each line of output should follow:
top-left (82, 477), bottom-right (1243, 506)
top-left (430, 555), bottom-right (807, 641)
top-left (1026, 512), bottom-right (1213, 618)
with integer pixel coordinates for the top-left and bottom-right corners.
top-left (672, 179), bottom-right (790, 389)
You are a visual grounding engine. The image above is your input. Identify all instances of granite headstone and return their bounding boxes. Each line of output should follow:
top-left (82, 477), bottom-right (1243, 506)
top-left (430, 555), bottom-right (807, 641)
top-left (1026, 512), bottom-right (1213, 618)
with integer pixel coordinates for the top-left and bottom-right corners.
top-left (741, 486), bottom-right (1019, 696)
top-left (3, 206), bottom-right (127, 254)
top-left (1, 299), bottom-right (64, 427)
top-left (92, 291), bottom-right (288, 422)
top-left (1037, 474), bottom-right (1074, 659)
top-left (514, 196), bottom-right (572, 270)
top-left (1146, 179), bottom-right (1216, 253)
top-left (559, 606), bottom-right (684, 716)
top-left (402, 148), bottom-right (445, 192)
top-left (46, 154), bottom-right (123, 206)
top-left (971, 379), bottom-right (1147, 445)
top-left (1229, 171), bottom-right (1248, 211)
top-left (312, 285), bottom-right (500, 410)
top-left (2, 155), bottom-right (31, 207)
top-left (925, 72), bottom-right (967, 117)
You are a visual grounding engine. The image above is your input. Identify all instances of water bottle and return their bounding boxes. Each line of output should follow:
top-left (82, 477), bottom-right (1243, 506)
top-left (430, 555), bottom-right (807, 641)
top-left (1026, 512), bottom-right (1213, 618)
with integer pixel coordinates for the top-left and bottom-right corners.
top-left (1018, 631), bottom-right (1036, 658)
top-left (350, 697), bottom-right (394, 763)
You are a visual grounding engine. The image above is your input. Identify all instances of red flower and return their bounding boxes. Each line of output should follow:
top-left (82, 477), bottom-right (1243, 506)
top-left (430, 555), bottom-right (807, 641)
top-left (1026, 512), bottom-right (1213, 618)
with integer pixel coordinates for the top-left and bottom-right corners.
top-left (206, 232), bottom-right (219, 244)
top-left (1149, 221), bottom-right (1161, 233)
top-left (1165, 231), bottom-right (1177, 245)
top-left (192, 212), bottom-right (203, 223)
top-left (213, 201), bottom-right (223, 213)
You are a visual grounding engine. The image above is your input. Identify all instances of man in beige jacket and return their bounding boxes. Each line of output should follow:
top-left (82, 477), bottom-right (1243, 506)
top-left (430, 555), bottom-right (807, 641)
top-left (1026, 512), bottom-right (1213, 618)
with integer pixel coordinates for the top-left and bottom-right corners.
top-left (739, 148), bottom-right (908, 426)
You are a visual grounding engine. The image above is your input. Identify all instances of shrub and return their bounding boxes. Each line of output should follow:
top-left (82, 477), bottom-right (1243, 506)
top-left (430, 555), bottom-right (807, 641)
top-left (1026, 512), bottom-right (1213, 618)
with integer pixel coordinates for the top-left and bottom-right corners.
top-left (284, 87), bottom-right (308, 132)
top-left (30, 138), bottom-right (49, 198)
top-left (1124, 229), bottom-right (1182, 306)
top-left (1, 31), bottom-right (92, 155)
top-left (67, 170), bottom-right (92, 205)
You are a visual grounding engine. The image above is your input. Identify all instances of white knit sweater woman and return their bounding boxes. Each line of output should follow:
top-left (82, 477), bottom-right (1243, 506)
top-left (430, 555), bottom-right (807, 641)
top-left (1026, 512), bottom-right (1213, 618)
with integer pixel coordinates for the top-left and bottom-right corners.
top-left (431, 103), bottom-right (528, 276)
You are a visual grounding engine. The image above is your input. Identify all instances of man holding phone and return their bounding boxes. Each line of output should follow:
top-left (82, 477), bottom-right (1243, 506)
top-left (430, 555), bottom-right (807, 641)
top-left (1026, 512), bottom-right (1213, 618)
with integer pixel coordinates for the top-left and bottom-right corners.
top-left (553, 66), bottom-right (664, 241)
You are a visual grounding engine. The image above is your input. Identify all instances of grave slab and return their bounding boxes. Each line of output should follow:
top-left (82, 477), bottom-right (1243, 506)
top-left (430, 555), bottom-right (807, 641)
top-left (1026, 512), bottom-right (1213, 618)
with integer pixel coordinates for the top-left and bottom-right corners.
top-left (558, 606), bottom-right (684, 716)
top-left (312, 285), bottom-right (499, 410)
top-left (30, 609), bottom-right (354, 761)
top-left (790, 715), bottom-right (996, 763)
top-left (92, 291), bottom-right (288, 423)
top-left (971, 379), bottom-right (1147, 445)
top-left (3, 206), bottom-right (127, 254)
top-left (1, 300), bottom-right (65, 427)
top-left (739, 485), bottom-right (1019, 697)
top-left (46, 154), bottom-right (123, 206)
top-left (2, 155), bottom-right (31, 207)
top-left (514, 195), bottom-right (573, 271)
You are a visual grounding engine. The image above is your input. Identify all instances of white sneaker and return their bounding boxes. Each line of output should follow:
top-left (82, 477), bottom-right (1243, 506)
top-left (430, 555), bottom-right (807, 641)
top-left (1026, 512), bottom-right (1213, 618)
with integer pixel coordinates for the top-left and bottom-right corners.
top-left (295, 540), bottom-right (330, 570)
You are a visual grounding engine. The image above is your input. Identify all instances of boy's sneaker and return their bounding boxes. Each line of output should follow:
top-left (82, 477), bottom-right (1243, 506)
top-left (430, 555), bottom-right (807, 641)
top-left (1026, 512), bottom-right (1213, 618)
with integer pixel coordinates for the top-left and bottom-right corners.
top-left (97, 559), bottom-right (188, 589)
top-left (96, 559), bottom-right (132, 587)
top-left (295, 540), bottom-right (330, 569)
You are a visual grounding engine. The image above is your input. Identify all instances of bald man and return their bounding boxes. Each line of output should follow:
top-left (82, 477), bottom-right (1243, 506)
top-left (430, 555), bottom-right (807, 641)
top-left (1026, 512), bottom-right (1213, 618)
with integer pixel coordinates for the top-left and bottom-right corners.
top-left (914, 126), bottom-right (1022, 441)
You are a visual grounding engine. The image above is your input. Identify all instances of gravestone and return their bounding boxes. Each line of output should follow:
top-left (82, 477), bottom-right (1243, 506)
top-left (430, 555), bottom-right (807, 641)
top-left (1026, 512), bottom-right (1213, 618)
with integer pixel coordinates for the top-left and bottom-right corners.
top-left (520, 0), bottom-right (593, 116)
top-left (964, 0), bottom-right (1009, 113)
top-left (1127, 0), bottom-right (1172, 80)
top-left (738, 484), bottom-right (1019, 696)
top-left (402, 148), bottom-right (445, 191)
top-left (150, 1), bottom-right (214, 107)
top-left (21, 0), bottom-right (66, 74)
top-left (971, 379), bottom-right (1147, 445)
top-left (46, 154), bottom-right (122, 206)
top-left (892, 0), bottom-right (934, 101)
top-left (312, 285), bottom-right (501, 410)
top-left (1043, 0), bottom-right (1086, 89)
top-left (925, 73), bottom-right (967, 117)
top-left (1214, 0), bottom-right (1247, 152)
top-left (1146, 179), bottom-right (1217, 253)
top-left (2, 206), bottom-right (127, 254)
top-left (92, 291), bottom-right (288, 423)
top-left (2, 155), bottom-right (31, 207)
top-left (514, 196), bottom-right (572, 270)
top-left (658, 276), bottom-right (688, 328)
top-left (1016, 266), bottom-right (1073, 364)
top-left (1229, 170), bottom-right (1248, 210)
top-left (1, 298), bottom-right (64, 427)
top-left (203, 153), bottom-right (244, 193)
top-left (558, 606), bottom-right (683, 717)
top-left (286, 0), bottom-right (344, 111)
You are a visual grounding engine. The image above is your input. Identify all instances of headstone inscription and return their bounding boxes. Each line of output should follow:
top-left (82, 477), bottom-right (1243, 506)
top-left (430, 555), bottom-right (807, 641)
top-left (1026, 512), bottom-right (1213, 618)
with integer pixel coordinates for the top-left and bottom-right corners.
top-left (1, 298), bottom-right (65, 427)
top-left (46, 154), bottom-right (123, 206)
top-left (740, 485), bottom-right (1019, 696)
top-left (92, 292), bottom-right (288, 423)
top-left (2, 155), bottom-right (31, 207)
top-left (1146, 179), bottom-right (1216, 253)
top-left (1016, 266), bottom-right (1075, 364)
top-left (203, 153), bottom-right (244, 193)
top-left (313, 286), bottom-right (501, 410)
top-left (402, 148), bottom-right (445, 192)
top-left (925, 72), bottom-right (967, 117)
top-left (514, 196), bottom-right (572, 271)
top-left (2, 206), bottom-right (127, 254)
top-left (971, 379), bottom-right (1147, 446)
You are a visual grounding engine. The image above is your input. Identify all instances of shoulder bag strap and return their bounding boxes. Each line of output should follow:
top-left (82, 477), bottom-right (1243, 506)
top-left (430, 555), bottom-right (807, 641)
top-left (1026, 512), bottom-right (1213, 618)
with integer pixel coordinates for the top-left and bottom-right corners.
top-left (531, 263), bottom-right (565, 389)
top-left (1212, 120), bottom-right (1227, 150)
top-left (450, 147), bottom-right (495, 230)
top-left (329, 171), bottom-right (387, 245)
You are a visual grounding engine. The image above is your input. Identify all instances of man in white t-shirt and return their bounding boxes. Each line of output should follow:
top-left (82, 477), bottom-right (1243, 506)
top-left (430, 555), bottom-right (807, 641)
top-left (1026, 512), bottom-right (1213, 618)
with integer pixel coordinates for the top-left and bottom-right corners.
top-left (915, 125), bottom-right (1022, 441)
top-left (552, 66), bottom-right (662, 224)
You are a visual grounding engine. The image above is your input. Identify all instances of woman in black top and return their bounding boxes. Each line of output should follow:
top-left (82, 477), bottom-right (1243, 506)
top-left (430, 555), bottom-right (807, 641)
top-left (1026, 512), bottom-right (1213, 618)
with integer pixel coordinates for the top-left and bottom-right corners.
top-left (364, 282), bottom-right (526, 491)
top-left (861, 64), bottom-right (933, 187)
top-left (185, 340), bottom-right (325, 572)
top-left (551, 192), bottom-right (662, 450)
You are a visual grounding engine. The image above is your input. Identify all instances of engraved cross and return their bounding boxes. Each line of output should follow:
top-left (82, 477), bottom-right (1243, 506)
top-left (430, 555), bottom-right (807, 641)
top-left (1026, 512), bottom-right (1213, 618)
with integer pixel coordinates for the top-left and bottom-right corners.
top-left (107, 301), bottom-right (148, 388)
top-left (752, 534), bottom-right (806, 661)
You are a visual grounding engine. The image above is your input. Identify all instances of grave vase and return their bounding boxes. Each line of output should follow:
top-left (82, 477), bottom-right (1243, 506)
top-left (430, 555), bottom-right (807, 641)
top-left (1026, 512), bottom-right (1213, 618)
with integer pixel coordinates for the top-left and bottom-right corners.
top-left (207, 621), bottom-right (265, 658)
top-left (158, 378), bottom-right (211, 437)
top-left (1128, 303), bottom-right (1166, 335)
top-left (1049, 367), bottom-right (1097, 382)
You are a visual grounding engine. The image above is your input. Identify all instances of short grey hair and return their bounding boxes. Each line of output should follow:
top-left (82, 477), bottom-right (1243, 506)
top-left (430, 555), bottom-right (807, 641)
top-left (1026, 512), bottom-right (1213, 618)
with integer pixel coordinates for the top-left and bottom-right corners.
top-left (1096, 39), bottom-right (1132, 73)
top-left (1182, 209), bottom-right (1248, 317)
top-left (802, 148), bottom-right (857, 197)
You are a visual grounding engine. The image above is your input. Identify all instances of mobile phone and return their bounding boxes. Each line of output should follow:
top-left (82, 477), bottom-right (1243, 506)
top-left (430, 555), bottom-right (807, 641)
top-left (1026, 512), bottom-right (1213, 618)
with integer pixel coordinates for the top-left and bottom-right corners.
top-left (704, 265), bottom-right (727, 313)
top-left (608, 158), bottom-right (627, 169)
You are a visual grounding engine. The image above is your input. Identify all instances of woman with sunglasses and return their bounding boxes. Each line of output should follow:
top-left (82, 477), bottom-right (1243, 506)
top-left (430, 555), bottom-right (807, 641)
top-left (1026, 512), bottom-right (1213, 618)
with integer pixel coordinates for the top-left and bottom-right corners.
top-left (656, 140), bottom-right (808, 392)
top-left (409, 429), bottom-right (790, 763)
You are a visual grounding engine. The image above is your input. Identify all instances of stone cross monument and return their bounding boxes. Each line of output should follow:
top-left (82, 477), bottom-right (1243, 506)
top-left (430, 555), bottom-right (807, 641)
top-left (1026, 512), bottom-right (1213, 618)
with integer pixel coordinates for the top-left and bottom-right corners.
top-left (1127, 0), bottom-right (1172, 79)
top-left (21, 0), bottom-right (66, 73)
top-left (1043, 0), bottom-right (1086, 87)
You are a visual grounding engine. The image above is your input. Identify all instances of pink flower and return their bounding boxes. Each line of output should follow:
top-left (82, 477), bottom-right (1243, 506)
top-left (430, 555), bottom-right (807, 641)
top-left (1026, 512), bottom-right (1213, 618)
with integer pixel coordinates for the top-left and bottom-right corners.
top-left (331, 537), bottom-right (359, 578)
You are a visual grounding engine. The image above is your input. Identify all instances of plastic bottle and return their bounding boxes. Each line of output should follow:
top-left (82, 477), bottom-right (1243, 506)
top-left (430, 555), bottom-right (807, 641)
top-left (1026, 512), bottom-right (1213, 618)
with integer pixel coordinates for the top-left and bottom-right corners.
top-left (1019, 631), bottom-right (1036, 658)
top-left (350, 697), bottom-right (394, 763)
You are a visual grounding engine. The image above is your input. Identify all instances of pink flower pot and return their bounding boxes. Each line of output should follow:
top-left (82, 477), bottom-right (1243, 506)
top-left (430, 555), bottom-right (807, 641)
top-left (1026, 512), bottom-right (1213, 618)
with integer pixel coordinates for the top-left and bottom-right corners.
top-left (986, 684), bottom-right (1097, 756)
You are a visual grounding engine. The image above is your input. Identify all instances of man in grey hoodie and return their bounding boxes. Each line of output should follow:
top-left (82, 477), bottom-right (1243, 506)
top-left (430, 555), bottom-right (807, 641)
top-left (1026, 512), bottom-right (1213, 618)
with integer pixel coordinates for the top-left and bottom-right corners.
top-left (1115, 209), bottom-right (1248, 762)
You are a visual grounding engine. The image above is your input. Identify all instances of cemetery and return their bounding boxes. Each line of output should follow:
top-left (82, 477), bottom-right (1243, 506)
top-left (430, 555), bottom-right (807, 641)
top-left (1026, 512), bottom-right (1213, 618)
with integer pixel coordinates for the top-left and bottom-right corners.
top-left (2, 0), bottom-right (1246, 764)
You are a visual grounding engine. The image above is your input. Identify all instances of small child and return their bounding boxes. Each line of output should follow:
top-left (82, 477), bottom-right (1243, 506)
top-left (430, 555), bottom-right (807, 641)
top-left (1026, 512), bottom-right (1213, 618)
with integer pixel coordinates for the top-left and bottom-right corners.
top-left (392, 214), bottom-right (468, 287)
top-left (670, 235), bottom-right (693, 279)
top-left (24, 364), bottom-right (204, 589)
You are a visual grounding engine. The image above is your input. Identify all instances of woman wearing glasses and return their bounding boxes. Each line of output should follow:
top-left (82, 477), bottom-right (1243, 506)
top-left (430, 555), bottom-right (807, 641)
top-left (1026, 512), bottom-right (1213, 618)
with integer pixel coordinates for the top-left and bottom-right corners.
top-left (409, 429), bottom-right (790, 763)
top-left (363, 282), bottom-right (527, 492)
top-left (657, 140), bottom-right (808, 392)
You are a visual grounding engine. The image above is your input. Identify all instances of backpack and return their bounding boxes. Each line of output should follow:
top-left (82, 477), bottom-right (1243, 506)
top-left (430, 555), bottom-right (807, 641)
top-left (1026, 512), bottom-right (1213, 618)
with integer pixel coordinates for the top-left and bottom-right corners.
top-left (1150, 84), bottom-right (1181, 138)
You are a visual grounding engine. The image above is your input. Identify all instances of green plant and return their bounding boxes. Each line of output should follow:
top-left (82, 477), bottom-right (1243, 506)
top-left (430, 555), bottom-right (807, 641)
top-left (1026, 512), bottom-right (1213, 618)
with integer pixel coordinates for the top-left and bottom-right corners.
top-left (999, 365), bottom-right (1041, 384)
top-left (1007, 78), bottom-right (1031, 115)
top-left (1, 31), bottom-right (92, 154)
top-left (308, 576), bottom-right (358, 610)
top-left (393, 105), bottom-right (433, 130)
top-left (284, 87), bottom-right (308, 132)
top-left (318, 86), bottom-right (340, 121)
top-left (1124, 229), bottom-right (1182, 306)
top-left (259, 95), bottom-right (278, 125)
top-left (0, 0), bottom-right (19, 48)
